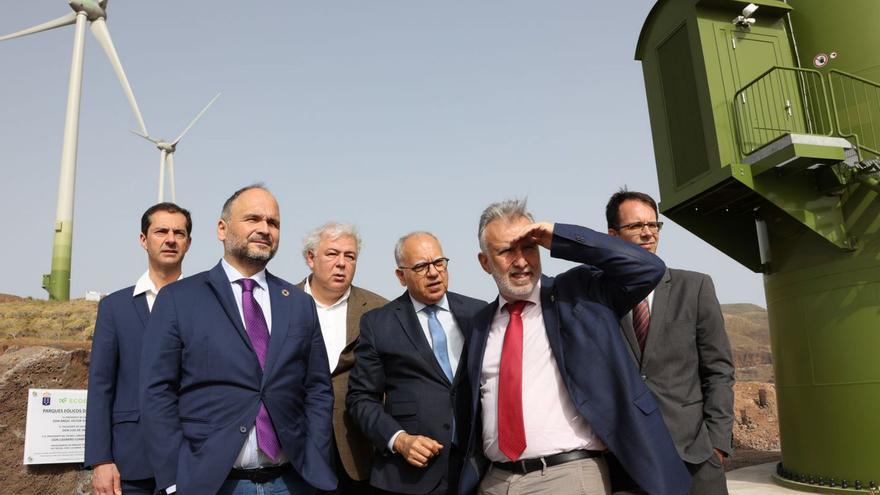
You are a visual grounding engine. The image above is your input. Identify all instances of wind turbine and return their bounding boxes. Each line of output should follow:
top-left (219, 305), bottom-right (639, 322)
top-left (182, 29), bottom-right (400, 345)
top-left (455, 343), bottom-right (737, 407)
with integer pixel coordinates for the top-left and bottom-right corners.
top-left (0, 0), bottom-right (148, 301)
top-left (133, 93), bottom-right (221, 203)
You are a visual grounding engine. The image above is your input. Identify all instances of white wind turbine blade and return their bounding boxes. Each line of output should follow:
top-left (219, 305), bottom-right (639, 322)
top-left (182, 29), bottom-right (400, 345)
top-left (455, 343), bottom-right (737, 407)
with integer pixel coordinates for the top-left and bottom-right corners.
top-left (158, 150), bottom-right (167, 202)
top-left (130, 129), bottom-right (159, 145)
top-left (172, 93), bottom-right (221, 146)
top-left (0, 12), bottom-right (78, 42)
top-left (167, 153), bottom-right (176, 202)
top-left (89, 18), bottom-right (149, 136)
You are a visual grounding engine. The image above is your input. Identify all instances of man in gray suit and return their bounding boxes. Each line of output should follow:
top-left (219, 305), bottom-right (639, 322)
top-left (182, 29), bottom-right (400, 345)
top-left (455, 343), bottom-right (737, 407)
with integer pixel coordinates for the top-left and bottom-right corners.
top-left (604, 189), bottom-right (735, 495)
top-left (297, 222), bottom-right (388, 494)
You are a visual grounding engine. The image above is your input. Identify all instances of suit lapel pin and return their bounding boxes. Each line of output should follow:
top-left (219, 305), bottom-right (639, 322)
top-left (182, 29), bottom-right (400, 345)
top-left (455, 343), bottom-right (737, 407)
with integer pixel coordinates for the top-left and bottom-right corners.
top-left (281, 289), bottom-right (290, 297)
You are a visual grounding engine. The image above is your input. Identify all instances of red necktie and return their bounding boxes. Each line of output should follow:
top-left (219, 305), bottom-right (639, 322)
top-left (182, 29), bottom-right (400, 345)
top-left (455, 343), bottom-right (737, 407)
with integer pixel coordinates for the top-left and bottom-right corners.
top-left (498, 300), bottom-right (528, 461)
top-left (633, 299), bottom-right (650, 354)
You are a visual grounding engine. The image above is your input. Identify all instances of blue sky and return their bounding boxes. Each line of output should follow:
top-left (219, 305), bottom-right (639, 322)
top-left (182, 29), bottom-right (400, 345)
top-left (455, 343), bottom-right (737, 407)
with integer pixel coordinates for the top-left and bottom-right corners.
top-left (0, 1), bottom-right (765, 306)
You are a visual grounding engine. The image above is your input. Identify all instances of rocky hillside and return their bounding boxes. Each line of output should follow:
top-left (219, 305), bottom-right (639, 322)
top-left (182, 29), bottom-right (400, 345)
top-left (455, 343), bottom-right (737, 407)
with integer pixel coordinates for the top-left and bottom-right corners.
top-left (0, 297), bottom-right (778, 492)
top-left (721, 303), bottom-right (774, 382)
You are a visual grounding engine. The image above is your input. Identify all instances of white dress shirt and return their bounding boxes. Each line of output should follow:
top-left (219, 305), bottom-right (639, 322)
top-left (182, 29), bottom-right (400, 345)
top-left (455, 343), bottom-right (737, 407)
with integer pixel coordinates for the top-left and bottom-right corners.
top-left (132, 270), bottom-right (183, 311)
top-left (480, 280), bottom-right (605, 462)
top-left (303, 277), bottom-right (351, 372)
top-left (220, 259), bottom-right (288, 469)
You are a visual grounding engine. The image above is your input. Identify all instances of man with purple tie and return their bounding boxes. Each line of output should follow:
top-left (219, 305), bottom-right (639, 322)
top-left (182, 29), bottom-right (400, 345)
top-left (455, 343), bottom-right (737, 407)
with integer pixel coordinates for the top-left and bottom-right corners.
top-left (140, 185), bottom-right (336, 494)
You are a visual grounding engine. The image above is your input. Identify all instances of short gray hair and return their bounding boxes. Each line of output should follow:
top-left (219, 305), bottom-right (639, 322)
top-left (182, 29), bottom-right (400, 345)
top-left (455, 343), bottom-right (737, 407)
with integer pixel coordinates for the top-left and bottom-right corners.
top-left (394, 231), bottom-right (440, 266)
top-left (301, 222), bottom-right (362, 263)
top-left (478, 198), bottom-right (534, 252)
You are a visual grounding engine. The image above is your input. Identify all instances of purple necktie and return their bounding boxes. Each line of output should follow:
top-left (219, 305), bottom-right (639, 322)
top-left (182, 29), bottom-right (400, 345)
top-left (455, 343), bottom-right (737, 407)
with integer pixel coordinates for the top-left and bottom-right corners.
top-left (238, 278), bottom-right (281, 461)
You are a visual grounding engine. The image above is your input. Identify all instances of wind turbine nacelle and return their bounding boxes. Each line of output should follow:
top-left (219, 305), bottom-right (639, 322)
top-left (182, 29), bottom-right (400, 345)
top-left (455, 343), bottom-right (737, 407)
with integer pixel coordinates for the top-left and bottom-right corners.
top-left (68, 0), bottom-right (107, 21)
top-left (156, 142), bottom-right (176, 153)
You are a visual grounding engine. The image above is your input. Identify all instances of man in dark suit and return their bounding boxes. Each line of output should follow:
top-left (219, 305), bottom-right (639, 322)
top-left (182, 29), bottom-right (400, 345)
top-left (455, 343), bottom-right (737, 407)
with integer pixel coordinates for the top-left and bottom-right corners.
top-left (140, 185), bottom-right (336, 494)
top-left (605, 190), bottom-right (734, 495)
top-left (459, 199), bottom-right (690, 495)
top-left (347, 232), bottom-right (484, 495)
top-left (297, 222), bottom-right (388, 493)
top-left (85, 202), bottom-right (192, 495)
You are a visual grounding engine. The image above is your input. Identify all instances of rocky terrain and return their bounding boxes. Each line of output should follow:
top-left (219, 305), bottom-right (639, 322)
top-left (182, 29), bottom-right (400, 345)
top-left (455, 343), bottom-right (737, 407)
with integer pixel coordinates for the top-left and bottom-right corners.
top-left (0, 296), bottom-right (780, 493)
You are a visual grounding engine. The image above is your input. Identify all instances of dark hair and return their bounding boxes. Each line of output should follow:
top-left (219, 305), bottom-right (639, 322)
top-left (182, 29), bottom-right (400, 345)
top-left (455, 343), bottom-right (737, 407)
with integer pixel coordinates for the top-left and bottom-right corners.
top-left (605, 188), bottom-right (659, 229)
top-left (221, 183), bottom-right (269, 222)
top-left (141, 202), bottom-right (193, 236)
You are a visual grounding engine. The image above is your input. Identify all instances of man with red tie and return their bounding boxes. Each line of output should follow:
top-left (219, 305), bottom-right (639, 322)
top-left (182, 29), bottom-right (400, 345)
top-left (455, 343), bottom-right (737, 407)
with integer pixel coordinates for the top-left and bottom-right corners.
top-left (604, 190), bottom-right (734, 495)
top-left (457, 198), bottom-right (690, 495)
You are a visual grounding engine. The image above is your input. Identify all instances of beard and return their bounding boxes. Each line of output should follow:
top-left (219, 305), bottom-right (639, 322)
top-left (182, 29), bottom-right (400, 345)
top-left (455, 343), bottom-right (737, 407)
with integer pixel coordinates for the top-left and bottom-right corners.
top-left (226, 232), bottom-right (277, 265)
top-left (491, 267), bottom-right (537, 300)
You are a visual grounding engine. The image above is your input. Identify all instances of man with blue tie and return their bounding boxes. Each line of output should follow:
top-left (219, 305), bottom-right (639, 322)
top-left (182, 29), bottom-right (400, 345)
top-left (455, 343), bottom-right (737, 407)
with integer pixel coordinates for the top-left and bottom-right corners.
top-left (140, 185), bottom-right (336, 494)
top-left (85, 202), bottom-right (192, 495)
top-left (347, 232), bottom-right (484, 495)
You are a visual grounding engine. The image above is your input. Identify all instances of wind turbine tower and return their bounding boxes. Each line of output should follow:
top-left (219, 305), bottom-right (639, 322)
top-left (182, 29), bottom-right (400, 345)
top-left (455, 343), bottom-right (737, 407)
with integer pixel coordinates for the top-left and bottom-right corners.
top-left (134, 93), bottom-right (221, 202)
top-left (0, 0), bottom-right (149, 300)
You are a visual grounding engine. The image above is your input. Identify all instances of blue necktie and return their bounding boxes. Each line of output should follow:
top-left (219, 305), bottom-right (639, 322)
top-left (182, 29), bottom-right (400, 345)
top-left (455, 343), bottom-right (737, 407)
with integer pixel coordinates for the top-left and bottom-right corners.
top-left (423, 305), bottom-right (454, 381)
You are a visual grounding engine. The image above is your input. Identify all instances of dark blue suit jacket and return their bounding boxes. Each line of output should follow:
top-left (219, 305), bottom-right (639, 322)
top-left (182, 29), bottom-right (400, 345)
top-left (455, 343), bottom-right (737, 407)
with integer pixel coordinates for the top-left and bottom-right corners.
top-left (84, 286), bottom-right (153, 480)
top-left (140, 262), bottom-right (336, 494)
top-left (459, 224), bottom-right (691, 495)
top-left (347, 291), bottom-right (485, 494)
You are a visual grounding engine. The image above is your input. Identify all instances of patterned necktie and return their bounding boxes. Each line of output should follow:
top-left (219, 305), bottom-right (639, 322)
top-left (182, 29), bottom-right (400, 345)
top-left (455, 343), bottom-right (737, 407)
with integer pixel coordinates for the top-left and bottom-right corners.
top-left (238, 278), bottom-right (281, 461)
top-left (498, 300), bottom-right (528, 461)
top-left (423, 305), bottom-right (454, 381)
top-left (633, 298), bottom-right (651, 354)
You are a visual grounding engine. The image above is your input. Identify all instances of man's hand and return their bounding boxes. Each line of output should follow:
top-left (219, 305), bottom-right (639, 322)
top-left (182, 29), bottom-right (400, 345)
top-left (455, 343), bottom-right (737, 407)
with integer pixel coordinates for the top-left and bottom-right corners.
top-left (714, 448), bottom-right (725, 464)
top-left (511, 222), bottom-right (555, 250)
top-left (92, 462), bottom-right (122, 495)
top-left (393, 432), bottom-right (443, 468)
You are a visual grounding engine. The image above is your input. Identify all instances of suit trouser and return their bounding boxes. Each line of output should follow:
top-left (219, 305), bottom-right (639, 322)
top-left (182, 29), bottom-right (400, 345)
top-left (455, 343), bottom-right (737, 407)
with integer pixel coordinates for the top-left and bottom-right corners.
top-left (608, 453), bottom-right (728, 495)
top-left (317, 438), bottom-right (374, 495)
top-left (479, 457), bottom-right (610, 495)
top-left (120, 478), bottom-right (155, 495)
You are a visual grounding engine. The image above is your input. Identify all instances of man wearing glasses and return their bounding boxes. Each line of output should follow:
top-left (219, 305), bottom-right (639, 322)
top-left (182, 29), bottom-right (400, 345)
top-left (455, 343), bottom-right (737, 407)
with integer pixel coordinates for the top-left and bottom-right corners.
top-left (347, 231), bottom-right (485, 494)
top-left (604, 189), bottom-right (734, 495)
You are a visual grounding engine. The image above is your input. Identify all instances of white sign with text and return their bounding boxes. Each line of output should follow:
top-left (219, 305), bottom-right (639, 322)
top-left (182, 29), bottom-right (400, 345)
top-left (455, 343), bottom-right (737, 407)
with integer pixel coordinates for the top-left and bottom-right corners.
top-left (23, 388), bottom-right (87, 464)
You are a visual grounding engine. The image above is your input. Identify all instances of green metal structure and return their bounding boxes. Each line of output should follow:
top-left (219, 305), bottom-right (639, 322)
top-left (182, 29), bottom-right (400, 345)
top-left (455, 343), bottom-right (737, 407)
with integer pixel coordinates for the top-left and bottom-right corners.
top-left (636, 0), bottom-right (880, 491)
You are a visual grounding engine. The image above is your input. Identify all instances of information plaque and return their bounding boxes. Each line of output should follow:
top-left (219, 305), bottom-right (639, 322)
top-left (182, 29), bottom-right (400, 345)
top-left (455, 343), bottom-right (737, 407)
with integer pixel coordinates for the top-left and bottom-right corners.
top-left (23, 388), bottom-right (87, 464)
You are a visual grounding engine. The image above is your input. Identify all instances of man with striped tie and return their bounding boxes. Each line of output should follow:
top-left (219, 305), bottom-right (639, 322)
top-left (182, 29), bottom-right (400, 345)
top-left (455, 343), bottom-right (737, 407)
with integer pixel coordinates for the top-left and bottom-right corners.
top-left (347, 231), bottom-right (484, 494)
top-left (604, 189), bottom-right (734, 495)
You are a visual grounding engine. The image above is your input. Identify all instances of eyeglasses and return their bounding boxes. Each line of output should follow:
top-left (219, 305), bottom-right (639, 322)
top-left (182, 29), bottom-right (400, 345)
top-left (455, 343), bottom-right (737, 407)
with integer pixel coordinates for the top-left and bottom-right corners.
top-left (398, 257), bottom-right (450, 274)
top-left (617, 221), bottom-right (663, 233)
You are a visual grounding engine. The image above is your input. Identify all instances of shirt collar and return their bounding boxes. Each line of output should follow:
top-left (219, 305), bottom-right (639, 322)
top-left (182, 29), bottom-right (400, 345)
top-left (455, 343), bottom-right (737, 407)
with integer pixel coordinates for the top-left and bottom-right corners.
top-left (133, 270), bottom-right (183, 297)
top-left (221, 258), bottom-right (268, 290)
top-left (303, 276), bottom-right (352, 309)
top-left (497, 279), bottom-right (542, 309)
top-left (410, 292), bottom-right (450, 314)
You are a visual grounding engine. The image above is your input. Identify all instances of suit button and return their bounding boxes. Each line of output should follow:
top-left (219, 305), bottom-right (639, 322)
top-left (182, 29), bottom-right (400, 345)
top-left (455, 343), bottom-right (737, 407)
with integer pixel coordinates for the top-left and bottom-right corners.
top-left (640, 374), bottom-right (647, 381)
top-left (239, 426), bottom-right (248, 434)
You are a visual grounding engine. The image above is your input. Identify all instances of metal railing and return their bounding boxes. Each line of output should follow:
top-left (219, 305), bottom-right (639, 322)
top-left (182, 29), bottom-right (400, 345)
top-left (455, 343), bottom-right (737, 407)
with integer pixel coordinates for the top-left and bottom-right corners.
top-left (733, 66), bottom-right (834, 156)
top-left (828, 69), bottom-right (880, 161)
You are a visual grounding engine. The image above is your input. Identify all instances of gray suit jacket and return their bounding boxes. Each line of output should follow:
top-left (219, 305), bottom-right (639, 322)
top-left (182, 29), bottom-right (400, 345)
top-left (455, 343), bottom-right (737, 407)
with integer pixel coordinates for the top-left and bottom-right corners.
top-left (297, 278), bottom-right (388, 481)
top-left (620, 268), bottom-right (734, 464)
